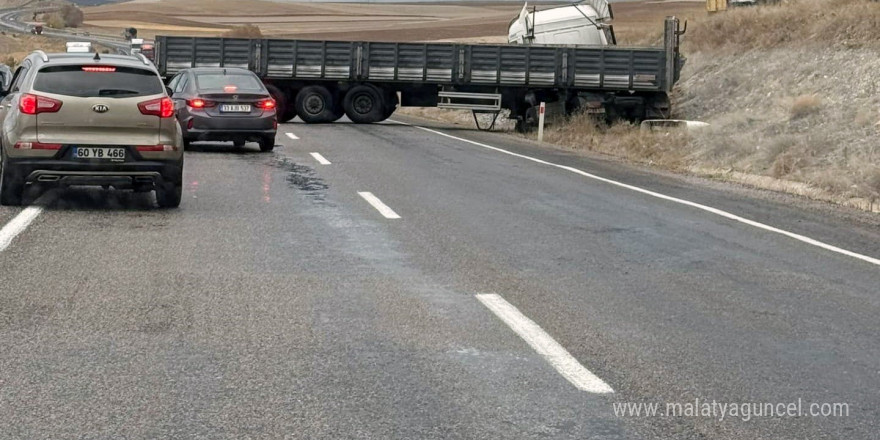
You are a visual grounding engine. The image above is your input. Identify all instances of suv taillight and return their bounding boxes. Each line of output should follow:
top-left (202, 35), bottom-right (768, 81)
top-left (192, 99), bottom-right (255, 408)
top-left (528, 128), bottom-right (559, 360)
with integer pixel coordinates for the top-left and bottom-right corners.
top-left (13, 141), bottom-right (62, 150)
top-left (20, 93), bottom-right (63, 115)
top-left (138, 97), bottom-right (174, 118)
top-left (255, 98), bottom-right (276, 110)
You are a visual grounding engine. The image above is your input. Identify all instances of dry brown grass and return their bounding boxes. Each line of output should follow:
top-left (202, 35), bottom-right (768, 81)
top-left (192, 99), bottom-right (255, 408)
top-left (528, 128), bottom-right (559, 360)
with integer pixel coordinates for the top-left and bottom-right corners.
top-left (540, 114), bottom-right (690, 169)
top-left (0, 33), bottom-right (65, 65)
top-left (671, 0), bottom-right (880, 211)
top-left (789, 94), bottom-right (823, 120)
top-left (688, 0), bottom-right (880, 52)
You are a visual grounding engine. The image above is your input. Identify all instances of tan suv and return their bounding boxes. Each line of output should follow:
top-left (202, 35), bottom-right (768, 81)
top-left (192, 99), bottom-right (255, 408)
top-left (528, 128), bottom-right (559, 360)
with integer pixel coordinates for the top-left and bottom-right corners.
top-left (0, 51), bottom-right (184, 207)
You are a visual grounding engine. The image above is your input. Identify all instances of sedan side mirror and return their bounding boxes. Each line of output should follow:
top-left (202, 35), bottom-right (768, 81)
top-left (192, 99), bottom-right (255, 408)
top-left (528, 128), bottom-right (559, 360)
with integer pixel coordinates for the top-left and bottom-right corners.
top-left (166, 87), bottom-right (173, 97)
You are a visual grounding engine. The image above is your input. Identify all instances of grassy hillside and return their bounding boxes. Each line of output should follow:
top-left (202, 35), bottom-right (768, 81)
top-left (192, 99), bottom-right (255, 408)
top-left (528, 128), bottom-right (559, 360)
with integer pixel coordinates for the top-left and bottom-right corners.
top-left (544, 0), bottom-right (880, 212)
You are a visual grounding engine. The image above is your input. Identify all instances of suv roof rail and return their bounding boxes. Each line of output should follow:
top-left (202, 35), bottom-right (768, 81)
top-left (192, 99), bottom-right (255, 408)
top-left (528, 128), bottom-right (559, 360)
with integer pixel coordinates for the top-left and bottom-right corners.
top-left (33, 50), bottom-right (49, 62)
top-left (135, 53), bottom-right (151, 65)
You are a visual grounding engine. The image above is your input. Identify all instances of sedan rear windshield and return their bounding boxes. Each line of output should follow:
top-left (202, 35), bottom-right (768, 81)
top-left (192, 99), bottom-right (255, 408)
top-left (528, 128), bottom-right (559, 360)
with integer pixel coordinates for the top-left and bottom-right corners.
top-left (195, 73), bottom-right (264, 92)
top-left (33, 65), bottom-right (164, 98)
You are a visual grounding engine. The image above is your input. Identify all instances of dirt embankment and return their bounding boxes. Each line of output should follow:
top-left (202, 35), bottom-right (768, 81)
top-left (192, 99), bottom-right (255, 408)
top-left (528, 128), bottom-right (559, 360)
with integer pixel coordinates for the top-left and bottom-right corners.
top-left (677, 0), bottom-right (880, 211)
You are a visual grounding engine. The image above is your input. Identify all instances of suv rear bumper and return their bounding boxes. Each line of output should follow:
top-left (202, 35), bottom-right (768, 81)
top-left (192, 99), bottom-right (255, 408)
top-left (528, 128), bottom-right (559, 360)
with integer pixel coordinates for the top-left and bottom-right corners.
top-left (6, 158), bottom-right (183, 189)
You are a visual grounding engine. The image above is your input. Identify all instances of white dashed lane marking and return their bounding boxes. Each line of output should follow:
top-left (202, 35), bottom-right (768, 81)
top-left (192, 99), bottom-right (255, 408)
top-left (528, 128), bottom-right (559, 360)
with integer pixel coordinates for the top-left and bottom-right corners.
top-left (476, 293), bottom-right (614, 394)
top-left (358, 192), bottom-right (401, 219)
top-left (310, 152), bottom-right (331, 165)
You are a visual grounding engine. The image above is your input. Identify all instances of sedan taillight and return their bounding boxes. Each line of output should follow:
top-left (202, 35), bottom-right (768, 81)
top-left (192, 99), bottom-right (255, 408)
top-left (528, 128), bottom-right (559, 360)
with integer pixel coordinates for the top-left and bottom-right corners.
top-left (138, 97), bottom-right (174, 118)
top-left (187, 98), bottom-right (216, 109)
top-left (20, 93), bottom-right (63, 115)
top-left (255, 98), bottom-right (276, 110)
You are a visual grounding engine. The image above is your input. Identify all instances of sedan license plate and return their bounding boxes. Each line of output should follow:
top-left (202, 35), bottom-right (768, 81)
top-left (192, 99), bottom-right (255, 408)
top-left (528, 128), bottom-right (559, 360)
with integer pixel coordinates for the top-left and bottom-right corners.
top-left (220, 104), bottom-right (251, 113)
top-left (73, 147), bottom-right (126, 161)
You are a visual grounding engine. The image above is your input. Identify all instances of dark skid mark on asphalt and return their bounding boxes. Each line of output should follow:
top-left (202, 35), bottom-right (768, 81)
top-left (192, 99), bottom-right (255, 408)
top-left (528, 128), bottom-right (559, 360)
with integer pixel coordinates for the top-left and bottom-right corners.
top-left (269, 156), bottom-right (329, 200)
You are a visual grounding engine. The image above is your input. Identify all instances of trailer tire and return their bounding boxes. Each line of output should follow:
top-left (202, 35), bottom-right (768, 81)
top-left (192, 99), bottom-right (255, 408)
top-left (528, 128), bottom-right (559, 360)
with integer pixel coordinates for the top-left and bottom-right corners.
top-left (295, 86), bottom-right (337, 124)
top-left (379, 91), bottom-right (399, 121)
top-left (267, 84), bottom-right (296, 123)
top-left (343, 85), bottom-right (385, 124)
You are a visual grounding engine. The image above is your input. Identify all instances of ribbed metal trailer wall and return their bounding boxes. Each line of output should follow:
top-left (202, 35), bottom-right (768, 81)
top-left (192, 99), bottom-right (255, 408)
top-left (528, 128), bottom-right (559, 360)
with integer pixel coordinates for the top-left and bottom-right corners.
top-left (154, 17), bottom-right (684, 128)
top-left (156, 24), bottom-right (679, 93)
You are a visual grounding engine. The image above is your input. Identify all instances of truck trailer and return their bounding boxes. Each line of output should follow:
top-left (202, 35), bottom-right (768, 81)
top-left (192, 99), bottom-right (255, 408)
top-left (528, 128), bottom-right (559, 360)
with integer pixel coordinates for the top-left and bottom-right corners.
top-left (154, 17), bottom-right (684, 131)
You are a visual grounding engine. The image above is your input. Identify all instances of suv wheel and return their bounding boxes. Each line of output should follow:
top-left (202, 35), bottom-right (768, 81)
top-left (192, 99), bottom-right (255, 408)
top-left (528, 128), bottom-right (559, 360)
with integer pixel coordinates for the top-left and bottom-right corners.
top-left (156, 182), bottom-right (182, 208)
top-left (259, 136), bottom-right (275, 152)
top-left (0, 160), bottom-right (23, 206)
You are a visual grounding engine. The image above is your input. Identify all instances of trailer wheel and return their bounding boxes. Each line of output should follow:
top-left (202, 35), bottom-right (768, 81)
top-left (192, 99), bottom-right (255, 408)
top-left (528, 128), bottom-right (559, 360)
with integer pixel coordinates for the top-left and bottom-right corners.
top-left (266, 84), bottom-right (296, 123)
top-left (379, 91), bottom-right (399, 121)
top-left (343, 85), bottom-right (385, 124)
top-left (295, 86), bottom-right (337, 124)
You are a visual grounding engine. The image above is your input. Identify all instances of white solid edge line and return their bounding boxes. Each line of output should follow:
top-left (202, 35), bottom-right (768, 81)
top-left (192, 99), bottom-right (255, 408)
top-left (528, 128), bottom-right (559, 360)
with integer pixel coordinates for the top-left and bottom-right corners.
top-left (285, 132), bottom-right (299, 140)
top-left (476, 293), bottom-right (614, 394)
top-left (389, 120), bottom-right (880, 268)
top-left (0, 206), bottom-right (44, 251)
top-left (310, 152), bottom-right (331, 165)
top-left (358, 191), bottom-right (401, 219)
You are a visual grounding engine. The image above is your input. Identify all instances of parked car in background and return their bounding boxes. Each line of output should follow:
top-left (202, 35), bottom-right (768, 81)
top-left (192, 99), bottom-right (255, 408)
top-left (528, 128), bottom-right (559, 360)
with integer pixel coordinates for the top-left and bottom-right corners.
top-left (0, 51), bottom-right (184, 207)
top-left (167, 67), bottom-right (277, 151)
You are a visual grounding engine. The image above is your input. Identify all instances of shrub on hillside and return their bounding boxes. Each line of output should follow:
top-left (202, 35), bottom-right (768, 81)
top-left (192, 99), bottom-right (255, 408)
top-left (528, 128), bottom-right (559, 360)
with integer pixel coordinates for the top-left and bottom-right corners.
top-left (44, 5), bottom-right (84, 29)
top-left (223, 24), bottom-right (262, 38)
top-left (59, 4), bottom-right (84, 28)
top-left (44, 13), bottom-right (65, 29)
top-left (789, 94), bottom-right (823, 119)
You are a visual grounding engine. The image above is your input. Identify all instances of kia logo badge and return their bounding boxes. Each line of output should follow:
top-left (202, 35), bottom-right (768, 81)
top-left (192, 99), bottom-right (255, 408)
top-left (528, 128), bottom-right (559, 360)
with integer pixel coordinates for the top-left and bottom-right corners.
top-left (92, 104), bottom-right (109, 113)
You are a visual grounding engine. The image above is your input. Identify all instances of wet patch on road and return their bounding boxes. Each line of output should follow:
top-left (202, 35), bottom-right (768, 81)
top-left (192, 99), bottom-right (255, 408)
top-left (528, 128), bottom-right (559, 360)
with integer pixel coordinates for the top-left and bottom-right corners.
top-left (269, 156), bottom-right (329, 201)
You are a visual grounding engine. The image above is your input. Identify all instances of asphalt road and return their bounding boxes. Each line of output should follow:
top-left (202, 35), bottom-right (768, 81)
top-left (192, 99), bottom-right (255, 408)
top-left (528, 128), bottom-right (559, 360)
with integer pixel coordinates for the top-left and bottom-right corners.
top-left (0, 117), bottom-right (878, 439)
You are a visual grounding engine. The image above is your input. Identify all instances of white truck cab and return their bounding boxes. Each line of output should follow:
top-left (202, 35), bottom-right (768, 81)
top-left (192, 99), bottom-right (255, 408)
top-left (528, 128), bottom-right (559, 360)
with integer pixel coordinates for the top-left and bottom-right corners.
top-left (66, 42), bottom-right (92, 53)
top-left (508, 0), bottom-right (615, 46)
top-left (130, 38), bottom-right (145, 54)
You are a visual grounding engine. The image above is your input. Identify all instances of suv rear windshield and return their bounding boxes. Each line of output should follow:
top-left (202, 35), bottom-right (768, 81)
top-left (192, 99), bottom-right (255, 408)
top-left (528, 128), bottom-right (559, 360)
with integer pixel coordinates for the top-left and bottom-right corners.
top-left (33, 65), bottom-right (164, 98)
top-left (196, 73), bottom-right (264, 92)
